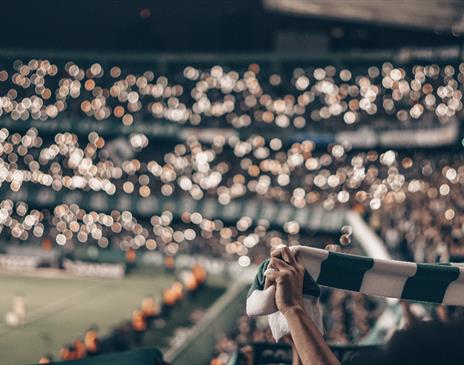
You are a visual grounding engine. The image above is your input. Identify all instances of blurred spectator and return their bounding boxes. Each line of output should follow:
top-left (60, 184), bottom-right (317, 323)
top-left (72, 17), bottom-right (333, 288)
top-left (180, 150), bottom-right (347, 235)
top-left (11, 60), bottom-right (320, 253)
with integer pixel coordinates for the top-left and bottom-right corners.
top-left (38, 354), bottom-right (53, 364)
top-left (131, 308), bottom-right (147, 346)
top-left (142, 295), bottom-right (160, 327)
top-left (84, 326), bottom-right (99, 356)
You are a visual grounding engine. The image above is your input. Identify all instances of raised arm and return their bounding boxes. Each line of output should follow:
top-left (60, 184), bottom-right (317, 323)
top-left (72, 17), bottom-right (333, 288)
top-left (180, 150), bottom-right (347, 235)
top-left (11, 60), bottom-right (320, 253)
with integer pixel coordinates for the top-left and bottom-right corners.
top-left (266, 247), bottom-right (340, 365)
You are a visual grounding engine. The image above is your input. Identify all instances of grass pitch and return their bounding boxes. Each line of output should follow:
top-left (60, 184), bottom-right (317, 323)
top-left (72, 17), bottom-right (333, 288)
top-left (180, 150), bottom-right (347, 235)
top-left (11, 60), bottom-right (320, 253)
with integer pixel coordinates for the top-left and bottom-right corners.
top-left (0, 269), bottom-right (225, 365)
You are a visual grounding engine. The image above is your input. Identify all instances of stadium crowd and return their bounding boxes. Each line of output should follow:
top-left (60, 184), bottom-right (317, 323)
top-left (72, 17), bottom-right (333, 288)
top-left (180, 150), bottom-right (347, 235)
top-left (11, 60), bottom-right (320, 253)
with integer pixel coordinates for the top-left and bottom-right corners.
top-left (0, 59), bottom-right (461, 131)
top-left (0, 124), bottom-right (463, 264)
top-left (0, 58), bottom-right (464, 364)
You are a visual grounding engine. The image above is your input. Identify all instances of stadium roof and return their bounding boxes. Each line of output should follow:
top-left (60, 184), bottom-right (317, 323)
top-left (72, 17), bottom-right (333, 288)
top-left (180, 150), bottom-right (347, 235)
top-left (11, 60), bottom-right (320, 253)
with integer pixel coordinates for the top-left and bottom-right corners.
top-left (264, 0), bottom-right (464, 34)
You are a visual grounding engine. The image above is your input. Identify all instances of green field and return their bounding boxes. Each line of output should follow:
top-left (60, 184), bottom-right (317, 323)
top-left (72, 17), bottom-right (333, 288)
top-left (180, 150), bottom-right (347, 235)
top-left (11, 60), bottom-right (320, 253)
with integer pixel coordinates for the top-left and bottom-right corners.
top-left (0, 269), bottom-right (225, 365)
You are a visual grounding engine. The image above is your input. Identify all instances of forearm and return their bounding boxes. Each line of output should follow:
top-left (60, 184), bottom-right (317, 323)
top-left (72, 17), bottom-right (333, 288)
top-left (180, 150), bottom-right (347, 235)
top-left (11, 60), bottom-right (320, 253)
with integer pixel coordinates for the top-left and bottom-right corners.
top-left (292, 344), bottom-right (302, 365)
top-left (284, 306), bottom-right (340, 365)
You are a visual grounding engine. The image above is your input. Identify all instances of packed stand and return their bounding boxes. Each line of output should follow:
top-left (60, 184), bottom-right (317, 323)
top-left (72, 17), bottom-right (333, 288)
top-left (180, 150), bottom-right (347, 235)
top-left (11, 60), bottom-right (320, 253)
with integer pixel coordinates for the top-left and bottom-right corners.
top-left (0, 59), bottom-right (461, 133)
top-left (0, 57), bottom-right (462, 267)
top-left (1, 123), bottom-right (464, 263)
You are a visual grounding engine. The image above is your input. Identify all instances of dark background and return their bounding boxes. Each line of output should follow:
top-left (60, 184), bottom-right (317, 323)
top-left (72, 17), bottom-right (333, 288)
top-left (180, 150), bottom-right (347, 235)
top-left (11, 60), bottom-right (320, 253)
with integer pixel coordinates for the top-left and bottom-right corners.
top-left (2, 0), bottom-right (461, 52)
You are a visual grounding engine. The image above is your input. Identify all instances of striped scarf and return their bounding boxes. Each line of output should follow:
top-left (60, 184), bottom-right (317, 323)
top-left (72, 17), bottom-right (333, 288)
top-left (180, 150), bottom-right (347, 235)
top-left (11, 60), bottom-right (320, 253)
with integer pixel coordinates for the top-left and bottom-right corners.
top-left (246, 246), bottom-right (464, 341)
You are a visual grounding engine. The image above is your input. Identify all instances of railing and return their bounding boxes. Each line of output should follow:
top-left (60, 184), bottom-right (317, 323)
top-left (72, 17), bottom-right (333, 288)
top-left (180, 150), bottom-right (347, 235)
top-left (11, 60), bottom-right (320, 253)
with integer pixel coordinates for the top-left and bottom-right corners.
top-left (164, 280), bottom-right (249, 365)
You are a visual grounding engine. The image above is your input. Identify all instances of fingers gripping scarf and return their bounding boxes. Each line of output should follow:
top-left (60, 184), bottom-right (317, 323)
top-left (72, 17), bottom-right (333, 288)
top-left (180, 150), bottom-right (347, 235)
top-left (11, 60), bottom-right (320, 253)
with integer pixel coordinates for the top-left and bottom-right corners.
top-left (246, 246), bottom-right (464, 341)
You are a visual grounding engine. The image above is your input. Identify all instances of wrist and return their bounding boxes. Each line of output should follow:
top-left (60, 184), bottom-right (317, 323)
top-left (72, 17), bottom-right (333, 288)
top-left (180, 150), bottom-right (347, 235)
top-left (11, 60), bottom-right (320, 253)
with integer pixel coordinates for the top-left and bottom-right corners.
top-left (281, 304), bottom-right (305, 318)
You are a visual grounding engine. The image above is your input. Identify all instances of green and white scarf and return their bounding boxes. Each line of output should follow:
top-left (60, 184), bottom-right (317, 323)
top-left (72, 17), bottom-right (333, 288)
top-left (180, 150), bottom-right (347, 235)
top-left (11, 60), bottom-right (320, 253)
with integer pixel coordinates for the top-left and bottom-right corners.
top-left (247, 246), bottom-right (464, 341)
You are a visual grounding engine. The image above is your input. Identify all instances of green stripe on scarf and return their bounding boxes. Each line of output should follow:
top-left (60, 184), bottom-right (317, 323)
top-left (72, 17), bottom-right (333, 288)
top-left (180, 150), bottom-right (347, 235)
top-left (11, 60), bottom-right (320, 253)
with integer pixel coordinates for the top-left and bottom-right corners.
top-left (247, 259), bottom-right (270, 297)
top-left (317, 251), bottom-right (374, 292)
top-left (401, 263), bottom-right (460, 303)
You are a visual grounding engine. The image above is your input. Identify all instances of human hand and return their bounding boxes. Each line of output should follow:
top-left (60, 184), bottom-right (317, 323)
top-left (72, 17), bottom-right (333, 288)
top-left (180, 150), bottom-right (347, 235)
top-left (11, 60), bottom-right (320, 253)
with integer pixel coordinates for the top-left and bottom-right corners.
top-left (265, 246), bottom-right (305, 316)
